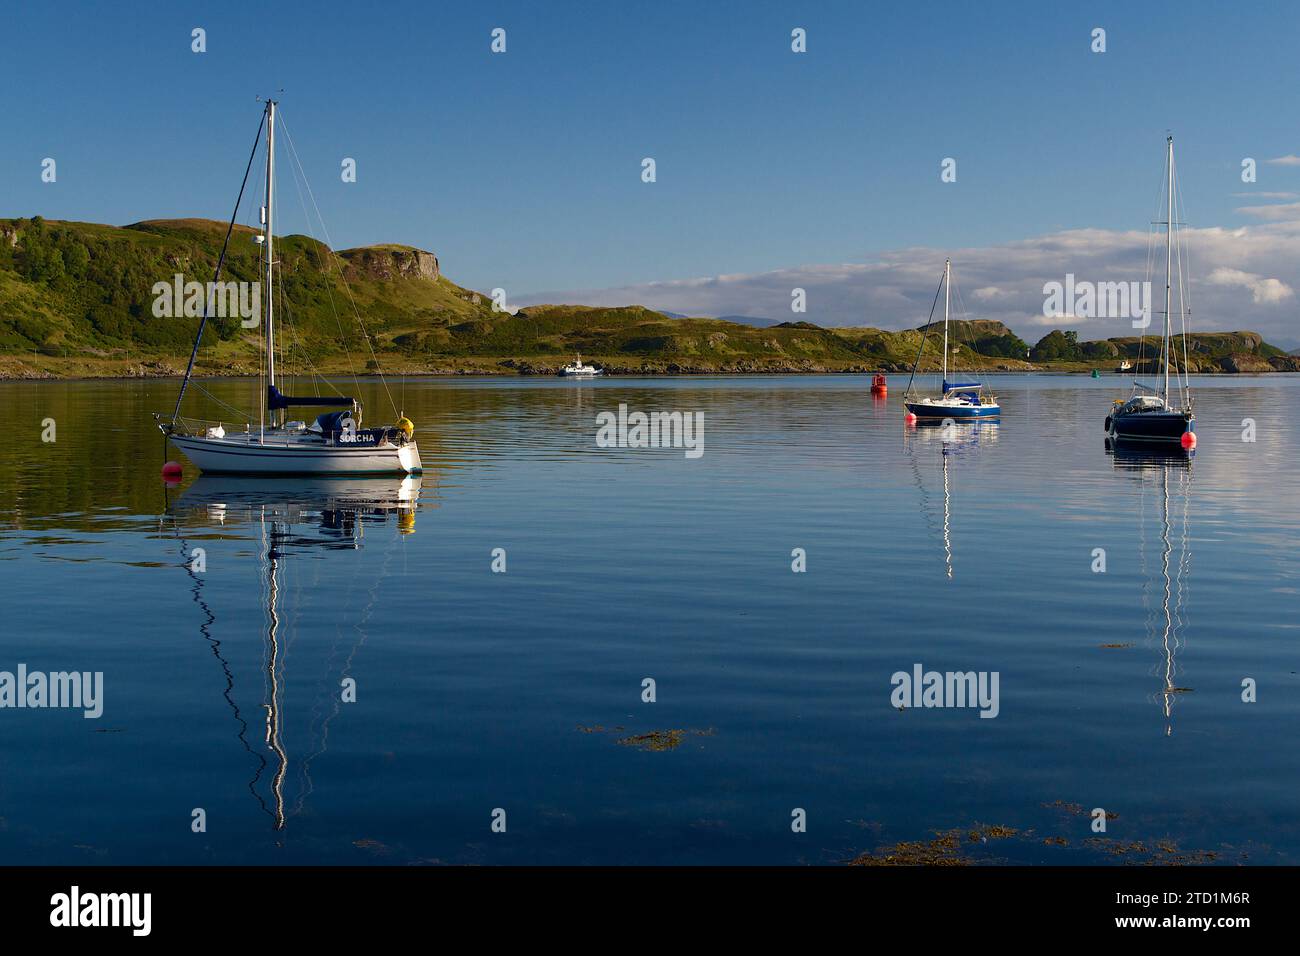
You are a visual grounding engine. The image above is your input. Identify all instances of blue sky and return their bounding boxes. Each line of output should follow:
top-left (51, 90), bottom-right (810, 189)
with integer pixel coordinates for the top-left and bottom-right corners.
top-left (4, 1), bottom-right (1300, 342)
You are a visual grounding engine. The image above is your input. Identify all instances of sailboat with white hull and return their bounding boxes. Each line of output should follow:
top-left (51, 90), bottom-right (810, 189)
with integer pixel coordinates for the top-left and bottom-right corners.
top-left (157, 100), bottom-right (422, 475)
top-left (1107, 136), bottom-right (1195, 447)
top-left (903, 259), bottom-right (1000, 420)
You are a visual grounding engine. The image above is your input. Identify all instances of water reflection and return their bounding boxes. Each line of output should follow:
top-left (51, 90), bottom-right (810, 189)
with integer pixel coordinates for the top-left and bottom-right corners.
top-left (161, 475), bottom-right (422, 830)
top-left (905, 420), bottom-right (999, 579)
top-left (1108, 444), bottom-right (1194, 735)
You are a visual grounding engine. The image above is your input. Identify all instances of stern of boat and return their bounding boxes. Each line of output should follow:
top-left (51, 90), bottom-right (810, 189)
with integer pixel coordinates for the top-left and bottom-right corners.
top-left (400, 441), bottom-right (423, 474)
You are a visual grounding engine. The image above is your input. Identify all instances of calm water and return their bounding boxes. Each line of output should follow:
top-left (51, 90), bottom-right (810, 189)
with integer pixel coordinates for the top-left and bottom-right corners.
top-left (1, 373), bottom-right (1297, 865)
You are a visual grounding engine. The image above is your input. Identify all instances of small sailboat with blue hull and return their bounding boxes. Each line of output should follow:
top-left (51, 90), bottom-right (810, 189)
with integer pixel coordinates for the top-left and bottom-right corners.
top-left (903, 259), bottom-right (1001, 421)
top-left (1107, 135), bottom-right (1195, 448)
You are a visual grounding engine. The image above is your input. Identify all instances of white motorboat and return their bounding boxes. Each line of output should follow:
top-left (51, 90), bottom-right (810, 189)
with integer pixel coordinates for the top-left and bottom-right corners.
top-left (558, 353), bottom-right (601, 377)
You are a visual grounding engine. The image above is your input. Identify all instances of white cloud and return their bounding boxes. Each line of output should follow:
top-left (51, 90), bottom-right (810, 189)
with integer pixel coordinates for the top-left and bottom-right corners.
top-left (517, 218), bottom-right (1300, 344)
top-left (1231, 192), bottom-right (1298, 199)
top-left (1206, 267), bottom-right (1294, 304)
top-left (1265, 155), bottom-right (1300, 166)
top-left (1235, 201), bottom-right (1300, 221)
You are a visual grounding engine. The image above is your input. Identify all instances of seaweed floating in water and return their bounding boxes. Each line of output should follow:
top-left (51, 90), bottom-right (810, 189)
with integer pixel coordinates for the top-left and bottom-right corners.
top-left (578, 724), bottom-right (714, 751)
top-left (603, 728), bottom-right (716, 752)
top-left (849, 812), bottom-right (1234, 866)
top-left (850, 825), bottom-right (1020, 866)
top-left (618, 729), bottom-right (686, 751)
top-left (1083, 837), bottom-right (1219, 865)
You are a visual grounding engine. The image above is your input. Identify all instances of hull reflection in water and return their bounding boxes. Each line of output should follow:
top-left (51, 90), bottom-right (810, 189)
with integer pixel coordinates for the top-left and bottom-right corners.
top-left (1108, 442), bottom-right (1194, 736)
top-left (905, 419), bottom-right (999, 580)
top-left (162, 474), bottom-right (423, 830)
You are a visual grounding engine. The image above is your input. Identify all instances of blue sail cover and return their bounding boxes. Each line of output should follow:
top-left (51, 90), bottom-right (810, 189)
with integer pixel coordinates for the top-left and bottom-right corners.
top-left (267, 385), bottom-right (354, 410)
top-left (943, 380), bottom-right (982, 393)
top-left (314, 410), bottom-right (355, 438)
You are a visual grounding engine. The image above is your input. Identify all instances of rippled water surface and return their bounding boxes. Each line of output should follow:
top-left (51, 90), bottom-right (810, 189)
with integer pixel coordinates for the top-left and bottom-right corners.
top-left (1, 374), bottom-right (1296, 864)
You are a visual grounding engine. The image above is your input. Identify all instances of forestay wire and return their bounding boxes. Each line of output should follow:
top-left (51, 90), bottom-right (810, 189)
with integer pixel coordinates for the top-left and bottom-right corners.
top-left (171, 110), bottom-right (267, 424)
top-left (902, 268), bottom-right (947, 399)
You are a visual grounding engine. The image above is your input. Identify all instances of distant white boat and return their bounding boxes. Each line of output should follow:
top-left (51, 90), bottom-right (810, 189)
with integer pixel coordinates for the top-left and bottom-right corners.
top-left (559, 353), bottom-right (601, 377)
top-left (157, 99), bottom-right (421, 475)
top-left (1117, 359), bottom-right (1133, 372)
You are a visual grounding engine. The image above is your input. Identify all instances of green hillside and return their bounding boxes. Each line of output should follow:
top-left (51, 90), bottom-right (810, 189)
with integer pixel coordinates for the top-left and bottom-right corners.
top-left (0, 216), bottom-right (491, 367)
top-left (1, 216), bottom-right (1295, 377)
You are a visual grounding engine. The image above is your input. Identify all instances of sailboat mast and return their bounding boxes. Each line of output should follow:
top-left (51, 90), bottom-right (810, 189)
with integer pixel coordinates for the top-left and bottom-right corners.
top-left (1163, 135), bottom-right (1173, 400)
top-left (265, 100), bottom-right (277, 426)
top-left (942, 258), bottom-right (950, 383)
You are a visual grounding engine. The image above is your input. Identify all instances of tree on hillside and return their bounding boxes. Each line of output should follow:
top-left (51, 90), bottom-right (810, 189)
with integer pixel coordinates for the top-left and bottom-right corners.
top-left (1080, 339), bottom-right (1118, 359)
top-left (971, 331), bottom-right (1029, 358)
top-left (1030, 329), bottom-right (1083, 361)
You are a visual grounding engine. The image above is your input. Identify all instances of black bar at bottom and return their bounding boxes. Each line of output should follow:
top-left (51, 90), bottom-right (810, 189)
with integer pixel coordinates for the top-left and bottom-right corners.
top-left (0, 865), bottom-right (1280, 940)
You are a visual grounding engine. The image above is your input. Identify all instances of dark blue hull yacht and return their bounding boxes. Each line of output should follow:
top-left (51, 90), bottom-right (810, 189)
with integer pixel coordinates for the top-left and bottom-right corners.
top-left (1107, 394), bottom-right (1195, 445)
top-left (902, 259), bottom-right (1001, 423)
top-left (1109, 135), bottom-right (1196, 449)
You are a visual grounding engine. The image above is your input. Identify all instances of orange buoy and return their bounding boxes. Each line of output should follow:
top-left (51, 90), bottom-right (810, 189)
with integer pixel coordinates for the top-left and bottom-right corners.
top-left (870, 372), bottom-right (888, 396)
top-left (1181, 431), bottom-right (1197, 450)
top-left (162, 461), bottom-right (183, 479)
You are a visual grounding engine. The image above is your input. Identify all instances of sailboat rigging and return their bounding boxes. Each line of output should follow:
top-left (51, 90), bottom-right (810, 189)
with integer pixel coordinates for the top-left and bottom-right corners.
top-left (155, 99), bottom-right (422, 475)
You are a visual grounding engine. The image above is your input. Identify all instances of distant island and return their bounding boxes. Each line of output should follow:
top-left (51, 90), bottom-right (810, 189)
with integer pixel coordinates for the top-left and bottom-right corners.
top-left (2, 216), bottom-right (1296, 379)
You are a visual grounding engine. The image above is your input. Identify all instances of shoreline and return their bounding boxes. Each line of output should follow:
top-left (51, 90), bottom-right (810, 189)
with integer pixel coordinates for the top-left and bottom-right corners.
top-left (4, 369), bottom-right (1295, 382)
top-left (3, 354), bottom-right (1297, 382)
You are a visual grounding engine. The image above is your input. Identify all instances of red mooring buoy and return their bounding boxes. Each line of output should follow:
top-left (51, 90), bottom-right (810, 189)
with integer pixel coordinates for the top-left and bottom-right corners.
top-left (1181, 431), bottom-right (1197, 450)
top-left (905, 411), bottom-right (918, 425)
top-left (162, 461), bottom-right (183, 479)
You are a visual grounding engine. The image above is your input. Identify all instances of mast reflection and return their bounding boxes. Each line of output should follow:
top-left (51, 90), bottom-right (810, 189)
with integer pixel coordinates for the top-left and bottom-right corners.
top-left (165, 475), bottom-right (422, 830)
top-left (1108, 441), bottom-right (1193, 735)
top-left (905, 419), bottom-right (998, 580)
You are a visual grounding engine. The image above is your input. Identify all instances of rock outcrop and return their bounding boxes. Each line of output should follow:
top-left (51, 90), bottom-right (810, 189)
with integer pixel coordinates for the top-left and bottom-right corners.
top-left (339, 246), bottom-right (439, 282)
top-left (1218, 353), bottom-right (1274, 373)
